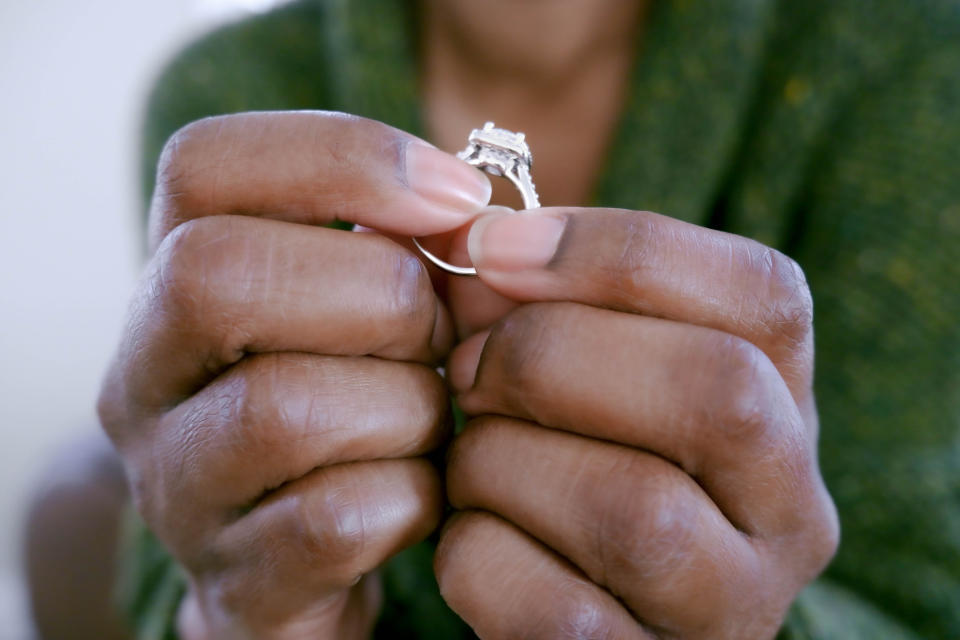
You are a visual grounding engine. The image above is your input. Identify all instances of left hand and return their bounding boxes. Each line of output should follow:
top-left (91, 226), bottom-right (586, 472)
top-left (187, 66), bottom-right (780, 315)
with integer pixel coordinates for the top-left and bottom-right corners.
top-left (432, 207), bottom-right (839, 639)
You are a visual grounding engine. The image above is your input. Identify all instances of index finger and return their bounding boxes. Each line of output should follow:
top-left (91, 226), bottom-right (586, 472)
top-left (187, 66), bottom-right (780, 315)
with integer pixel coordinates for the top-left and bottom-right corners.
top-left (148, 110), bottom-right (491, 252)
top-left (466, 207), bottom-right (814, 399)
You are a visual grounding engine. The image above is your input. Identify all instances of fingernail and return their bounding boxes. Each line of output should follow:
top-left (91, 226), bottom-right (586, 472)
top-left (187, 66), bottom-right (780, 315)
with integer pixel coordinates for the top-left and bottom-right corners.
top-left (406, 141), bottom-right (492, 216)
top-left (468, 211), bottom-right (566, 271)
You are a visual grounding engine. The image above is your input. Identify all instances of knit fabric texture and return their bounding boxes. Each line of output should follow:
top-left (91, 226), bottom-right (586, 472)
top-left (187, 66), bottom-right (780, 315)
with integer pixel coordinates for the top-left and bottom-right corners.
top-left (123, 0), bottom-right (960, 637)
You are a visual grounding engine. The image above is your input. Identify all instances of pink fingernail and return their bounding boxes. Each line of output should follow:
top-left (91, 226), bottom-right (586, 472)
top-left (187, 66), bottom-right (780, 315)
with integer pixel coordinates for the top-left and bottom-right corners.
top-left (468, 211), bottom-right (566, 272)
top-left (406, 142), bottom-right (492, 216)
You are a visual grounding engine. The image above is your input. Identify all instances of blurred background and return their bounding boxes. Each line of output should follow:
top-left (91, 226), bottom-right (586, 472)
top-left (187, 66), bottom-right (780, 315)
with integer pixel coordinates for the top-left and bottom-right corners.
top-left (0, 1), bottom-right (281, 636)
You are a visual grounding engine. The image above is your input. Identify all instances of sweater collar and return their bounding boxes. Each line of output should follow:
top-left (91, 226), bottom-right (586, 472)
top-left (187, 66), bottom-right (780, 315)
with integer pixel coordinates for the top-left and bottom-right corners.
top-left (324, 0), bottom-right (774, 225)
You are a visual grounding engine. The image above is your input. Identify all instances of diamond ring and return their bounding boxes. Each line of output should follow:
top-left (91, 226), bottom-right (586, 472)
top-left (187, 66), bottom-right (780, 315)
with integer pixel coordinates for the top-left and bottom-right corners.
top-left (413, 122), bottom-right (540, 276)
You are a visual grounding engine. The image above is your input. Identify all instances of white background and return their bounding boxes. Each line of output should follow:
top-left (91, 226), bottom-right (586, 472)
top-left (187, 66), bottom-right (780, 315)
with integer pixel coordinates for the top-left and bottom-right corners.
top-left (0, 1), bottom-right (281, 635)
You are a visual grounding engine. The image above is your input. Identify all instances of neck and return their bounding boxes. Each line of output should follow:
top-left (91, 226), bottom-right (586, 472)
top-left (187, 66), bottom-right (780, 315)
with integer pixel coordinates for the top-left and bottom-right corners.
top-left (420, 0), bottom-right (646, 94)
top-left (419, 1), bottom-right (647, 206)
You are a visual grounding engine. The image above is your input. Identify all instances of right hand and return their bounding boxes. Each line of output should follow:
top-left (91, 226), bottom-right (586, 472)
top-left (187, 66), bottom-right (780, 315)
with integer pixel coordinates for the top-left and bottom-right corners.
top-left (97, 111), bottom-right (491, 639)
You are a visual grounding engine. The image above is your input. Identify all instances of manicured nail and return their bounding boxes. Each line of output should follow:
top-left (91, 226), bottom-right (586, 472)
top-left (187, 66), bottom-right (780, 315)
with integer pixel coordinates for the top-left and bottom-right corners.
top-left (406, 141), bottom-right (492, 215)
top-left (468, 210), bottom-right (566, 271)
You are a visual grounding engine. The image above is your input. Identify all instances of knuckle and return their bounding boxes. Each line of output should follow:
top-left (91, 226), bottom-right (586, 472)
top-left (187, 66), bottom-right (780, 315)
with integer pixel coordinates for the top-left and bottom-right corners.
top-left (757, 247), bottom-right (814, 345)
top-left (296, 485), bottom-right (368, 579)
top-left (95, 388), bottom-right (122, 442)
top-left (96, 366), bottom-right (139, 446)
top-left (164, 356), bottom-right (302, 516)
top-left (594, 465), bottom-right (697, 582)
top-left (311, 112), bottom-right (388, 174)
top-left (709, 335), bottom-right (780, 446)
top-left (151, 216), bottom-right (224, 318)
top-left (125, 466), bottom-right (155, 524)
top-left (804, 491), bottom-right (841, 575)
top-left (217, 356), bottom-right (288, 449)
top-left (538, 588), bottom-right (616, 640)
top-left (435, 512), bottom-right (619, 640)
top-left (176, 361), bottom-right (271, 478)
top-left (151, 216), bottom-right (252, 363)
top-left (210, 568), bottom-right (258, 619)
top-left (614, 213), bottom-right (657, 300)
top-left (153, 115), bottom-right (228, 220)
top-left (214, 356), bottom-right (316, 490)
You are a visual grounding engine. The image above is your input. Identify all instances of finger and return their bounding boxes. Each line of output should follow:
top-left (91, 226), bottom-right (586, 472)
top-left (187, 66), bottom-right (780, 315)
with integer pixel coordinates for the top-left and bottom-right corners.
top-left (148, 111), bottom-right (491, 251)
top-left (467, 208), bottom-right (814, 397)
top-left (178, 577), bottom-right (380, 640)
top-left (435, 511), bottom-right (650, 640)
top-left (141, 353), bottom-right (448, 539)
top-left (446, 417), bottom-right (776, 636)
top-left (201, 459), bottom-right (440, 633)
top-left (444, 213), bottom-right (521, 337)
top-left (361, 208), bottom-right (521, 339)
top-left (100, 215), bottom-right (452, 417)
top-left (452, 302), bottom-right (835, 539)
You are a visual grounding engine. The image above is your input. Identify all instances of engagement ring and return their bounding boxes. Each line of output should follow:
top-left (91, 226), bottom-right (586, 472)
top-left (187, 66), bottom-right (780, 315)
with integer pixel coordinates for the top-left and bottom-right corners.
top-left (413, 122), bottom-right (540, 276)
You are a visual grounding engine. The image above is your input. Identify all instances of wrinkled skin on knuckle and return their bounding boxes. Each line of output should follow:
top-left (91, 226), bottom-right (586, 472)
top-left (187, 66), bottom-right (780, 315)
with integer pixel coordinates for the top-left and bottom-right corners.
top-left (534, 588), bottom-right (620, 640)
top-left (609, 212), bottom-right (658, 307)
top-left (704, 334), bottom-right (784, 451)
top-left (706, 335), bottom-right (823, 529)
top-left (210, 356), bottom-right (317, 492)
top-left (305, 112), bottom-right (407, 214)
top-left (151, 217), bottom-right (220, 324)
top-left (153, 216), bottom-right (256, 373)
top-left (592, 464), bottom-right (699, 591)
top-left (152, 116), bottom-right (231, 231)
top-left (296, 480), bottom-right (371, 585)
top-left (160, 370), bottom-right (262, 510)
top-left (754, 246), bottom-right (814, 350)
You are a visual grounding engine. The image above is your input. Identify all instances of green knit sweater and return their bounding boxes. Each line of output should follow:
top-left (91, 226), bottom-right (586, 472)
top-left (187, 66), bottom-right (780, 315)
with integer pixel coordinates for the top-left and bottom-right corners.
top-left (122, 1), bottom-right (960, 638)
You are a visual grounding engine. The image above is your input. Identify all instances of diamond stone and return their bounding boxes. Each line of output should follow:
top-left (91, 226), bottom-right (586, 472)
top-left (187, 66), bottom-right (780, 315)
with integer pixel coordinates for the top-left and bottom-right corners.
top-left (465, 121), bottom-right (533, 167)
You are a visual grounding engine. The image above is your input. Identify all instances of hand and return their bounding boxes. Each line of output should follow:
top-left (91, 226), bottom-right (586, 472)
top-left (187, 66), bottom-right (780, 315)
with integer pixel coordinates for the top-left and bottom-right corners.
top-left (434, 207), bottom-right (839, 639)
top-left (97, 111), bottom-right (491, 639)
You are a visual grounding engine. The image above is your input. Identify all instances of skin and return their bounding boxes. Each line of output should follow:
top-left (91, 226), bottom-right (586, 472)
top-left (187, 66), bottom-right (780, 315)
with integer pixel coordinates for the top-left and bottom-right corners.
top-left (93, 2), bottom-right (838, 638)
top-left (420, 0), bottom-right (646, 207)
top-left (25, 430), bottom-right (130, 640)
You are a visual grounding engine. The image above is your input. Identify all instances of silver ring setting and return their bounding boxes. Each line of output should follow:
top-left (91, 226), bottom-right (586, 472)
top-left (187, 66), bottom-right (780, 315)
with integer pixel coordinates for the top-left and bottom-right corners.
top-left (413, 122), bottom-right (540, 276)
